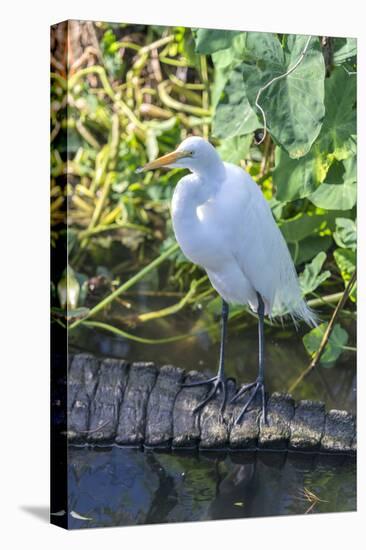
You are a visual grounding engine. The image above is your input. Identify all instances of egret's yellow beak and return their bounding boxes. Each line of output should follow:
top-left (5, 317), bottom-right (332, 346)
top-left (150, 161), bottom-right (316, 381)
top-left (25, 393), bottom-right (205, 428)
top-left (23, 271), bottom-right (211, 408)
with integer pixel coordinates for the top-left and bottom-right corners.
top-left (136, 150), bottom-right (191, 173)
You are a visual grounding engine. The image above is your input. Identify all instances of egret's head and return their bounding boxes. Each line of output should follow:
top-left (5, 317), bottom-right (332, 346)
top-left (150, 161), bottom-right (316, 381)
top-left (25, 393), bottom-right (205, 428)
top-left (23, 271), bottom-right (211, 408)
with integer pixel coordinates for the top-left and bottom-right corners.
top-left (136, 136), bottom-right (220, 174)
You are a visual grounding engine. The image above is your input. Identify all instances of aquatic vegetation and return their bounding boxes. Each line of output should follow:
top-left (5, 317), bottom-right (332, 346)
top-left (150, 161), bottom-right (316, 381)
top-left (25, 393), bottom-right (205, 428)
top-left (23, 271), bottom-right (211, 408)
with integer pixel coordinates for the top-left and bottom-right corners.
top-left (51, 22), bottom-right (356, 378)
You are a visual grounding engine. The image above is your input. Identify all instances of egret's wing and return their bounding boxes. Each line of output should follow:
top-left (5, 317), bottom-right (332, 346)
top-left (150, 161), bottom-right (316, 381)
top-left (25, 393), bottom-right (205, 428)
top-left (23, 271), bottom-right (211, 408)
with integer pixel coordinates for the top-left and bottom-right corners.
top-left (224, 167), bottom-right (314, 323)
top-left (230, 176), bottom-right (282, 310)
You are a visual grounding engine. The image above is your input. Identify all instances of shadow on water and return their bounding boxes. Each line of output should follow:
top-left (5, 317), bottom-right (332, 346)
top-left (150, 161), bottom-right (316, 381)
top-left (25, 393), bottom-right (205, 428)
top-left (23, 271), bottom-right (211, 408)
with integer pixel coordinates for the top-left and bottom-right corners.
top-left (67, 447), bottom-right (356, 529)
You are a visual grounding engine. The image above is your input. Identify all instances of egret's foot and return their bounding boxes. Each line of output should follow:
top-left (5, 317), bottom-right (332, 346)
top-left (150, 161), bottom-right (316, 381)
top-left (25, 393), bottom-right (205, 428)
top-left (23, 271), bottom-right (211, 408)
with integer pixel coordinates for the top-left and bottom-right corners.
top-left (230, 379), bottom-right (267, 425)
top-left (182, 375), bottom-right (230, 414)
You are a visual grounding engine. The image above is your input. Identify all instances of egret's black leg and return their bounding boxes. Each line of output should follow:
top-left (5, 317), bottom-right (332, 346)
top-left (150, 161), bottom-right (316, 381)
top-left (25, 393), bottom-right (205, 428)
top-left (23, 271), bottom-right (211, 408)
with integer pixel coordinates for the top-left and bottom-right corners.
top-left (231, 292), bottom-right (267, 425)
top-left (183, 299), bottom-right (230, 414)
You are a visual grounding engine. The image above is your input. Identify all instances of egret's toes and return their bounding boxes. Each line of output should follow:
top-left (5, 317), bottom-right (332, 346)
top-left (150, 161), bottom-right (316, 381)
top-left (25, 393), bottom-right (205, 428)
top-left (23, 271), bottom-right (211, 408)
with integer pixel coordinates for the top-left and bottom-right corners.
top-left (183, 375), bottom-right (228, 414)
top-left (229, 382), bottom-right (256, 404)
top-left (232, 380), bottom-right (267, 425)
top-left (181, 376), bottom-right (217, 388)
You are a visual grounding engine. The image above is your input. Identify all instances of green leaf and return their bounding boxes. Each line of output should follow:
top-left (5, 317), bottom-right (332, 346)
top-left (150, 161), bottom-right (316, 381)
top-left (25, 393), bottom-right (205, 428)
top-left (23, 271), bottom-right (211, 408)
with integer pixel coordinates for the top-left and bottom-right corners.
top-left (317, 67), bottom-right (356, 158)
top-left (288, 235), bottom-right (332, 266)
top-left (217, 134), bottom-right (253, 164)
top-left (309, 181), bottom-right (356, 210)
top-left (334, 248), bottom-right (356, 281)
top-left (333, 38), bottom-right (357, 65)
top-left (280, 213), bottom-right (335, 243)
top-left (273, 146), bottom-right (327, 202)
top-left (210, 34), bottom-right (248, 109)
top-left (333, 218), bottom-right (356, 250)
top-left (212, 67), bottom-right (260, 138)
top-left (309, 153), bottom-right (356, 210)
top-left (334, 247), bottom-right (356, 302)
top-left (299, 252), bottom-right (331, 295)
top-left (194, 28), bottom-right (242, 54)
top-left (268, 197), bottom-right (284, 221)
top-left (342, 155), bottom-right (357, 185)
top-left (303, 322), bottom-right (349, 367)
top-left (240, 34), bottom-right (325, 158)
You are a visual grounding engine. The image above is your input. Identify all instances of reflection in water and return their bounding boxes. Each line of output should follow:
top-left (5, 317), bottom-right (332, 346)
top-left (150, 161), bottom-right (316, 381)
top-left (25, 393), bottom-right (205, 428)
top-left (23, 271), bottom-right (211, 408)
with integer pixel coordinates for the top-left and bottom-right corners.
top-left (67, 447), bottom-right (356, 529)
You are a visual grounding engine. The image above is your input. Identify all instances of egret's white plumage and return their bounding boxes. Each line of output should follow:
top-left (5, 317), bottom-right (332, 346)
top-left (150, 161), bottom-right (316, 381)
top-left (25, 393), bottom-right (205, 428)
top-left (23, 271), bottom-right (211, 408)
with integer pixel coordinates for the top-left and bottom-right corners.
top-left (166, 136), bottom-right (316, 326)
top-left (139, 135), bottom-right (316, 421)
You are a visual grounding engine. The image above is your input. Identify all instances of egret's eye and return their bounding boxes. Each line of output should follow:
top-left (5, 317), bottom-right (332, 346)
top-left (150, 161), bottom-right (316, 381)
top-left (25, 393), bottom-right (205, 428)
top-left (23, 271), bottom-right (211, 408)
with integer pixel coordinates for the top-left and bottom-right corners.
top-left (188, 151), bottom-right (194, 156)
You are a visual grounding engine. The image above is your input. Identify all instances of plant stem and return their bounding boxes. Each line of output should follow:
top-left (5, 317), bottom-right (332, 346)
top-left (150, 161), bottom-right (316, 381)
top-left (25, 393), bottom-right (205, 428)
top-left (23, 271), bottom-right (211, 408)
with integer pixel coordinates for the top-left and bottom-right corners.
top-left (200, 55), bottom-right (210, 139)
top-left (78, 221), bottom-right (153, 239)
top-left (136, 277), bottom-right (206, 322)
top-left (307, 292), bottom-right (344, 308)
top-left (68, 242), bottom-right (180, 330)
top-left (288, 271), bottom-right (356, 393)
top-left (83, 320), bottom-right (192, 345)
top-left (158, 82), bottom-right (211, 116)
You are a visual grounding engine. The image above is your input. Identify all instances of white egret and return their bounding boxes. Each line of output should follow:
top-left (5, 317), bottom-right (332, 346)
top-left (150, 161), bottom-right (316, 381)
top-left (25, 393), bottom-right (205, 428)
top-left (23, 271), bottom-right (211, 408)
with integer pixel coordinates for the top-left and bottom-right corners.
top-left (138, 136), bottom-right (316, 424)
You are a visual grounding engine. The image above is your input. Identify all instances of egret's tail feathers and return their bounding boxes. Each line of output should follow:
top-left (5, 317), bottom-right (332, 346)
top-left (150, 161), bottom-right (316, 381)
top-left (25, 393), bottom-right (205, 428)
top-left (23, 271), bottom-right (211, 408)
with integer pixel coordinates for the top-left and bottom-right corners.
top-left (270, 297), bottom-right (318, 328)
top-left (289, 299), bottom-right (318, 328)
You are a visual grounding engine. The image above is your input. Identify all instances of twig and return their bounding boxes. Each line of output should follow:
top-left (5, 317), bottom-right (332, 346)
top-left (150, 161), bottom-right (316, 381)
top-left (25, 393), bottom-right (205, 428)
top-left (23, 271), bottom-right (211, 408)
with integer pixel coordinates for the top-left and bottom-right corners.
top-left (255, 35), bottom-right (312, 145)
top-left (289, 271), bottom-right (356, 393)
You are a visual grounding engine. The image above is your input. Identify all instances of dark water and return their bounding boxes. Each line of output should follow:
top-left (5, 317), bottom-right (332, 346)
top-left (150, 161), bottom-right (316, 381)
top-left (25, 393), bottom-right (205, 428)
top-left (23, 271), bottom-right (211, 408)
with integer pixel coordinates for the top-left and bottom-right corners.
top-left (67, 294), bottom-right (356, 528)
top-left (67, 447), bottom-right (356, 529)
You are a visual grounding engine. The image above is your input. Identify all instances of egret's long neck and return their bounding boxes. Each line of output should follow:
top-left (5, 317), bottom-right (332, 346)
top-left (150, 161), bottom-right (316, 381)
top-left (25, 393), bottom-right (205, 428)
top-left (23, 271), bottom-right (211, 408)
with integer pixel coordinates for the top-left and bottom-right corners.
top-left (173, 161), bottom-right (225, 210)
top-left (191, 154), bottom-right (226, 185)
top-left (171, 150), bottom-right (226, 236)
top-left (171, 165), bottom-right (225, 245)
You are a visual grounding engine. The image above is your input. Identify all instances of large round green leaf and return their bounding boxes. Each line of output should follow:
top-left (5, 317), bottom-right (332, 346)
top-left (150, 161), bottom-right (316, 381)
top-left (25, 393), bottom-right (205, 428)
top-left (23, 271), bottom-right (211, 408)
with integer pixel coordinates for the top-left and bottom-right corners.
top-left (240, 34), bottom-right (326, 158)
top-left (309, 182), bottom-right (356, 210)
top-left (212, 34), bottom-right (325, 157)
